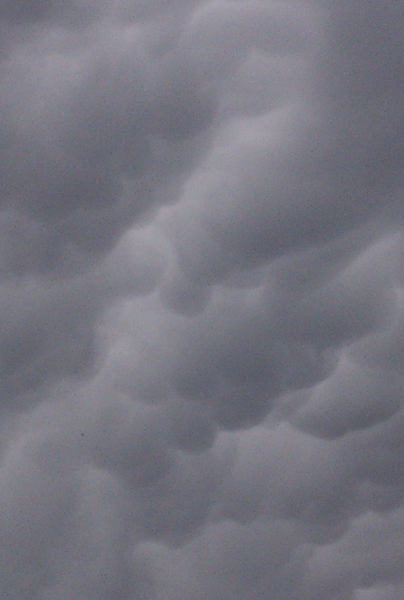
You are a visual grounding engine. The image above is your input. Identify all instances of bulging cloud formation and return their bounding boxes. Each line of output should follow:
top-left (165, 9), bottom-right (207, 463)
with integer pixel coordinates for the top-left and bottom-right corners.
top-left (1, 0), bottom-right (404, 598)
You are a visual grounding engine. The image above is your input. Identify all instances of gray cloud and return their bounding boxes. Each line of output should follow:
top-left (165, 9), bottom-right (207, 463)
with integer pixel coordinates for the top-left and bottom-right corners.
top-left (1, 0), bottom-right (404, 599)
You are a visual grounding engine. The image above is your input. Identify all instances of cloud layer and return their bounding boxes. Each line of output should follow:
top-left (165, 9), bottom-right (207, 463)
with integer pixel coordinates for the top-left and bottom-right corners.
top-left (1, 1), bottom-right (404, 599)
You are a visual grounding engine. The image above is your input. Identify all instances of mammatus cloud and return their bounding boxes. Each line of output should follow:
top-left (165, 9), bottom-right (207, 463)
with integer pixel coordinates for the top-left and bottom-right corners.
top-left (0, 0), bottom-right (404, 598)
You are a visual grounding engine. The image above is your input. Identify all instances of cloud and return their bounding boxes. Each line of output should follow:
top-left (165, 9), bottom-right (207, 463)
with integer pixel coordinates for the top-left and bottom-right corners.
top-left (1, 0), bottom-right (404, 599)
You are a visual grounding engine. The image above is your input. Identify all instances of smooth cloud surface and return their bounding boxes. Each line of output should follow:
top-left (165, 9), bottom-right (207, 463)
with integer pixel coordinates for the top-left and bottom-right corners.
top-left (1, 0), bottom-right (404, 598)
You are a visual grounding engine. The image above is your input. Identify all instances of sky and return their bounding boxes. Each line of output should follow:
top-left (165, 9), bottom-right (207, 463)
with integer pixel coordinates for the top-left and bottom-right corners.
top-left (0, 0), bottom-right (404, 599)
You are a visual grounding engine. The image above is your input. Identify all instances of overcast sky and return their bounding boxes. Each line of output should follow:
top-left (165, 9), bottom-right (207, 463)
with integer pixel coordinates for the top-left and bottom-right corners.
top-left (1, 1), bottom-right (404, 599)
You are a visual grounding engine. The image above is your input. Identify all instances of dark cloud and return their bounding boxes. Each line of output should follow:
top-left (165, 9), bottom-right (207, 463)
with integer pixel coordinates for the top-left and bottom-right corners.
top-left (0, 0), bottom-right (105, 27)
top-left (1, 0), bottom-right (404, 599)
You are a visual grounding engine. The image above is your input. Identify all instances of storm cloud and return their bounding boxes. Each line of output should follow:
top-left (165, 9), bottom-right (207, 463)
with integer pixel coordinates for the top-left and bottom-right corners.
top-left (0, 0), bottom-right (404, 598)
